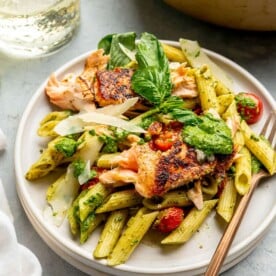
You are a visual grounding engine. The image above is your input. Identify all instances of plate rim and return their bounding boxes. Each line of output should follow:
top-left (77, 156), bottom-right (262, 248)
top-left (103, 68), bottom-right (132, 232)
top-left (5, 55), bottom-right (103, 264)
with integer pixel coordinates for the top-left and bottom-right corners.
top-left (14, 40), bottom-right (276, 275)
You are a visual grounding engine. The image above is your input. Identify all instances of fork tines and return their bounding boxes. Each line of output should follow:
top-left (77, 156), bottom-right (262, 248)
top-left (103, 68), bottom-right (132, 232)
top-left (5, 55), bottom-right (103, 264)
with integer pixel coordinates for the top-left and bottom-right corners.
top-left (260, 110), bottom-right (276, 147)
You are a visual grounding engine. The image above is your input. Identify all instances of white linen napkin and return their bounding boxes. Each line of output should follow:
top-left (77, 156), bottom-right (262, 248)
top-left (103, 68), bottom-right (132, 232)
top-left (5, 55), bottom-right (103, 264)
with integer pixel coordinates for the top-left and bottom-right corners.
top-left (0, 129), bottom-right (42, 276)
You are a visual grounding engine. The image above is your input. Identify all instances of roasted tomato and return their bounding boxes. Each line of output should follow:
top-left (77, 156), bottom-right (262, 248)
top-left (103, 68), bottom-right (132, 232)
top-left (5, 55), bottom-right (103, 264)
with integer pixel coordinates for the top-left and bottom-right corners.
top-left (150, 121), bottom-right (182, 151)
top-left (235, 92), bottom-right (263, 124)
top-left (153, 207), bottom-right (184, 233)
top-left (153, 130), bottom-right (176, 151)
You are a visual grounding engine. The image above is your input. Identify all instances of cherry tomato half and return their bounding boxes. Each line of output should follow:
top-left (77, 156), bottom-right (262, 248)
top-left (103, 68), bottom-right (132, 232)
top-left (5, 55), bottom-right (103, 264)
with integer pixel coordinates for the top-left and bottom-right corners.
top-left (235, 92), bottom-right (263, 124)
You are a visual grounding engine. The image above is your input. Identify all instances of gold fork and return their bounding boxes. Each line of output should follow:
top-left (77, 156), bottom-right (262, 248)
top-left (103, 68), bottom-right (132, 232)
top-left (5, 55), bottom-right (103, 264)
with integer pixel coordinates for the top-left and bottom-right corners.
top-left (205, 111), bottom-right (276, 276)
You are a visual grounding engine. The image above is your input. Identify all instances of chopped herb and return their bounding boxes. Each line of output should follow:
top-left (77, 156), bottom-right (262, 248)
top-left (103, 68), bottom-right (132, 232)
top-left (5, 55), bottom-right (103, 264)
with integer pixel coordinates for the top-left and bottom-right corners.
top-left (139, 115), bottom-right (156, 129)
top-left (85, 193), bottom-right (104, 207)
top-left (130, 239), bottom-right (139, 245)
top-left (113, 128), bottom-right (129, 141)
top-left (195, 50), bottom-right (200, 57)
top-left (251, 155), bottom-right (263, 174)
top-left (55, 137), bottom-right (79, 157)
top-left (98, 134), bottom-right (118, 153)
top-left (89, 129), bottom-right (96, 136)
top-left (250, 135), bottom-right (259, 142)
top-left (235, 94), bottom-right (256, 108)
top-left (115, 216), bottom-right (123, 222)
top-left (72, 159), bottom-right (86, 178)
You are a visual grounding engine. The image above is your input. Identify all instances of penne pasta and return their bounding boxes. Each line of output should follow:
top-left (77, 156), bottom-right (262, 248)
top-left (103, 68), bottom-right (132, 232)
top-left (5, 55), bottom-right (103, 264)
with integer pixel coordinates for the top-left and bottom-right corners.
top-left (217, 94), bottom-right (235, 115)
top-left (79, 183), bottom-right (111, 222)
top-left (162, 43), bottom-right (187, 63)
top-left (214, 80), bottom-right (232, 96)
top-left (93, 210), bottom-right (128, 258)
top-left (217, 178), bottom-right (237, 222)
top-left (37, 110), bottom-right (72, 137)
top-left (233, 130), bottom-right (245, 153)
top-left (67, 189), bottom-right (89, 235)
top-left (80, 213), bottom-right (106, 244)
top-left (143, 190), bottom-right (192, 210)
top-left (95, 189), bottom-right (143, 214)
top-left (234, 146), bottom-right (252, 195)
top-left (161, 199), bottom-right (218, 245)
top-left (25, 136), bottom-right (68, 180)
top-left (240, 120), bottom-right (275, 175)
top-left (107, 208), bottom-right (158, 266)
top-left (194, 66), bottom-right (218, 112)
top-left (201, 177), bottom-right (218, 197)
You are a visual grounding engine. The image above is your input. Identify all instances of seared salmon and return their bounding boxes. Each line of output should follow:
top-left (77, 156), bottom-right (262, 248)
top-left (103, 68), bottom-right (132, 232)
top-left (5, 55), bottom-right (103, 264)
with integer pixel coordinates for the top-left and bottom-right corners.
top-left (100, 140), bottom-right (218, 198)
top-left (94, 68), bottom-right (137, 106)
top-left (45, 49), bottom-right (109, 111)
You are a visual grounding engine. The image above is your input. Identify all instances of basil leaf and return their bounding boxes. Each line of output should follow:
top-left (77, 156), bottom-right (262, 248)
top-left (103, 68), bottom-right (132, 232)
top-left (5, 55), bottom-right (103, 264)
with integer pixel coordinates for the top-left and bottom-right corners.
top-left (132, 32), bottom-right (172, 105)
top-left (136, 32), bottom-right (168, 69)
top-left (97, 33), bottom-right (114, 54)
top-left (108, 32), bottom-right (136, 69)
top-left (132, 67), bottom-right (171, 105)
top-left (170, 108), bottom-right (202, 126)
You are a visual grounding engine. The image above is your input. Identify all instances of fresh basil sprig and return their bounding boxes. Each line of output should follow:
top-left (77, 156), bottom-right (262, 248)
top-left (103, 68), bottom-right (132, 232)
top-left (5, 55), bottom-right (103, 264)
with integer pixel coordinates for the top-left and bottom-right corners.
top-left (98, 32), bottom-right (136, 69)
top-left (132, 32), bottom-right (172, 105)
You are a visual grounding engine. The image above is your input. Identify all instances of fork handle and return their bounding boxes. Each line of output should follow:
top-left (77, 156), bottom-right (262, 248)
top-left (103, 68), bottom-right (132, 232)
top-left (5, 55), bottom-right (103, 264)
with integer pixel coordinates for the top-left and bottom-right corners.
top-left (205, 175), bottom-right (261, 276)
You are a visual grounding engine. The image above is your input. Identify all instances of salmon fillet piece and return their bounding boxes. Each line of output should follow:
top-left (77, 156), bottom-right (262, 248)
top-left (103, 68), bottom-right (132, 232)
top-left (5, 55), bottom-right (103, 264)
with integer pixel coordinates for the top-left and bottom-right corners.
top-left (94, 68), bottom-right (137, 106)
top-left (45, 49), bottom-right (109, 111)
top-left (100, 141), bottom-right (217, 198)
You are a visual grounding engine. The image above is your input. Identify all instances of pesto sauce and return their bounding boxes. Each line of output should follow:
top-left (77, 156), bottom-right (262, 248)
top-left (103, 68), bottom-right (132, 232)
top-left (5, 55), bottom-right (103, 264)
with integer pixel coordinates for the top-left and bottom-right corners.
top-left (182, 114), bottom-right (233, 155)
top-left (55, 137), bottom-right (79, 157)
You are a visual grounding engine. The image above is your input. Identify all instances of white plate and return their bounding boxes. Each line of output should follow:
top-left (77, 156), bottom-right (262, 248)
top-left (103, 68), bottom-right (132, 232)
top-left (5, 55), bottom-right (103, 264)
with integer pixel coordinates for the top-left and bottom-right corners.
top-left (15, 41), bottom-right (276, 275)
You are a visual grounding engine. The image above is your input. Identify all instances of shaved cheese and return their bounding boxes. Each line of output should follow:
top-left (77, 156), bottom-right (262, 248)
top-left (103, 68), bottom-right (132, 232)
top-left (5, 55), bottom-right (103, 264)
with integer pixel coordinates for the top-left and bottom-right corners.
top-left (44, 164), bottom-right (79, 226)
top-left (54, 116), bottom-right (86, 135)
top-left (96, 97), bottom-right (139, 116)
top-left (180, 39), bottom-right (233, 90)
top-left (79, 112), bottom-right (145, 132)
top-left (54, 97), bottom-right (144, 136)
top-left (78, 160), bottom-right (92, 185)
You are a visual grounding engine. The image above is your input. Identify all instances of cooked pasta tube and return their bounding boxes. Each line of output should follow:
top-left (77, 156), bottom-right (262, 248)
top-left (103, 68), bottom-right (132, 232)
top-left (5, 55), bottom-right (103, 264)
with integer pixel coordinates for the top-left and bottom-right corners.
top-left (95, 189), bottom-right (143, 214)
top-left (214, 80), bottom-right (232, 96)
top-left (143, 190), bottom-right (192, 210)
top-left (107, 208), bottom-right (158, 266)
top-left (80, 213), bottom-right (106, 244)
top-left (97, 153), bottom-right (121, 168)
top-left (234, 147), bottom-right (252, 195)
top-left (217, 94), bottom-right (235, 115)
top-left (162, 43), bottom-right (187, 63)
top-left (240, 120), bottom-right (275, 175)
top-left (194, 66), bottom-right (218, 112)
top-left (161, 199), bottom-right (218, 245)
top-left (217, 178), bottom-right (237, 222)
top-left (37, 111), bottom-right (72, 137)
top-left (233, 130), bottom-right (245, 153)
top-left (67, 189), bottom-right (89, 235)
top-left (201, 177), bottom-right (218, 196)
top-left (25, 136), bottom-right (71, 180)
top-left (222, 100), bottom-right (240, 120)
top-left (79, 183), bottom-right (111, 222)
top-left (93, 210), bottom-right (128, 258)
